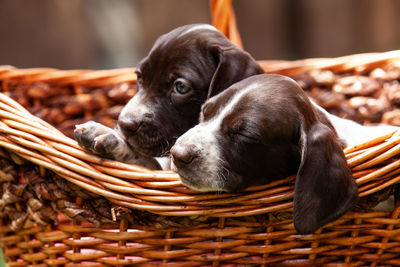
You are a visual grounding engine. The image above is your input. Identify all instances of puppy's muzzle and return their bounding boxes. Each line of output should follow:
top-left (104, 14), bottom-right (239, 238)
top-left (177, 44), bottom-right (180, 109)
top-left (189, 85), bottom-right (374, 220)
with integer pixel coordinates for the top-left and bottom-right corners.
top-left (118, 118), bottom-right (143, 137)
top-left (170, 144), bottom-right (198, 169)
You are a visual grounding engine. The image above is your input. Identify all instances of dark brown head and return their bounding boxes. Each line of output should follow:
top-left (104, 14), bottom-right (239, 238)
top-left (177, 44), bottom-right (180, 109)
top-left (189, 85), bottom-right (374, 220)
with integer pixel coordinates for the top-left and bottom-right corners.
top-left (171, 74), bottom-right (359, 234)
top-left (117, 24), bottom-right (264, 157)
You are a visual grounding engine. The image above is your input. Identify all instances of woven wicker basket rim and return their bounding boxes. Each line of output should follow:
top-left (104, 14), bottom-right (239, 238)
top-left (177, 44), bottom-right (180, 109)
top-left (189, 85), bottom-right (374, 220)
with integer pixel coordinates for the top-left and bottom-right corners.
top-left (0, 51), bottom-right (400, 217)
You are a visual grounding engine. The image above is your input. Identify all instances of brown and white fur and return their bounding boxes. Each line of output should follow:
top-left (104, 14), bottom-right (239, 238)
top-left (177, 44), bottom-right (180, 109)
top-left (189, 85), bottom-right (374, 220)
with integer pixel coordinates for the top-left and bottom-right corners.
top-left (170, 74), bottom-right (398, 234)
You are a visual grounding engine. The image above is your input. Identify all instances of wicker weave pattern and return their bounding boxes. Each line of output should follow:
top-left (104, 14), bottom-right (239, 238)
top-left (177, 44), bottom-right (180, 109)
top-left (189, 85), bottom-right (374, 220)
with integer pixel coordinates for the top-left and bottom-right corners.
top-left (1, 0), bottom-right (400, 264)
top-left (0, 53), bottom-right (400, 266)
top-left (2, 210), bottom-right (400, 266)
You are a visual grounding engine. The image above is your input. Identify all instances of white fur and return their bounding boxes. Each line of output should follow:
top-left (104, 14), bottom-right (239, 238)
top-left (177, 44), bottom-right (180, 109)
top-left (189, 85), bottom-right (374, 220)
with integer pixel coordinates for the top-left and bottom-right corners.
top-left (155, 157), bottom-right (172, 170)
top-left (173, 125), bottom-right (221, 191)
top-left (119, 89), bottom-right (153, 122)
top-left (208, 83), bottom-right (260, 127)
top-left (311, 100), bottom-right (399, 146)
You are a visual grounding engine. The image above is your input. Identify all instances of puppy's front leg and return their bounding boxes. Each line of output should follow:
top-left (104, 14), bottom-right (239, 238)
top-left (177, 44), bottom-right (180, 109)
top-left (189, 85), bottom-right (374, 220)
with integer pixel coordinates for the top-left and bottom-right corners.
top-left (74, 121), bottom-right (161, 169)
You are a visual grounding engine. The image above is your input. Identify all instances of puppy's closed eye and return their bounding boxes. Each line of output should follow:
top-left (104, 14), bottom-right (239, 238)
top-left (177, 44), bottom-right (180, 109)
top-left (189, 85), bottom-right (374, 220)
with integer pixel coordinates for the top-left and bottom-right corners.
top-left (230, 126), bottom-right (260, 144)
top-left (234, 132), bottom-right (259, 142)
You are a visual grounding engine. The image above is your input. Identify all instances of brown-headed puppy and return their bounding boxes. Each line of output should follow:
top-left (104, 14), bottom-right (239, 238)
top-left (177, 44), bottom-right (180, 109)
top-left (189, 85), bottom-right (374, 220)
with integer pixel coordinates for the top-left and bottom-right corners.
top-left (170, 74), bottom-right (364, 234)
top-left (74, 24), bottom-right (263, 169)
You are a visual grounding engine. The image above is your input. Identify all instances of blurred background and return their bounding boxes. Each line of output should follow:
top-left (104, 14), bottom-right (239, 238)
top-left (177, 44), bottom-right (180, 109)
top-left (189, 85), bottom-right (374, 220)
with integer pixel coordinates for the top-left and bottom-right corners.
top-left (0, 0), bottom-right (399, 70)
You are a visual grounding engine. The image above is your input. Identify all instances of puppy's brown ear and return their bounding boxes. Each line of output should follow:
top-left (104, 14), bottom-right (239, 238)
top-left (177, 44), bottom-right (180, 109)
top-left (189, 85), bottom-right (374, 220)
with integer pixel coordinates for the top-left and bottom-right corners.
top-left (208, 46), bottom-right (264, 98)
top-left (293, 123), bottom-right (359, 235)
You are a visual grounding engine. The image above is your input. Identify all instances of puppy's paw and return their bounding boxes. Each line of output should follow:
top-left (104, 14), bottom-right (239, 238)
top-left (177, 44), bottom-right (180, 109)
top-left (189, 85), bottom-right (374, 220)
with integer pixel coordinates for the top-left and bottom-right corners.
top-left (74, 121), bottom-right (162, 170)
top-left (92, 131), bottom-right (122, 158)
top-left (74, 121), bottom-right (122, 158)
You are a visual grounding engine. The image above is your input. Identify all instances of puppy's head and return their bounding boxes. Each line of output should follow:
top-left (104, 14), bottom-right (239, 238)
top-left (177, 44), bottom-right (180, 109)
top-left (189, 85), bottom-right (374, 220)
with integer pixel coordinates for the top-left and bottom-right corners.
top-left (171, 74), bottom-right (358, 234)
top-left (118, 24), bottom-right (264, 157)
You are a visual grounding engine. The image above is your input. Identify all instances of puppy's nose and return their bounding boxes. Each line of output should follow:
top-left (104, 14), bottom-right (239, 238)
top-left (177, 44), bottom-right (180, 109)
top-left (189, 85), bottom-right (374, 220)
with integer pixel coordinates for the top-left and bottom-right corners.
top-left (118, 118), bottom-right (142, 135)
top-left (171, 144), bottom-right (197, 168)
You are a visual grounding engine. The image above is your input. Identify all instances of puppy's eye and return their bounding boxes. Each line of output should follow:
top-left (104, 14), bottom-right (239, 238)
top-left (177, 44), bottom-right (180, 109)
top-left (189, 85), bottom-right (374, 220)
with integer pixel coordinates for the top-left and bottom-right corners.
top-left (231, 128), bottom-right (260, 143)
top-left (174, 79), bottom-right (191, 95)
top-left (236, 132), bottom-right (259, 142)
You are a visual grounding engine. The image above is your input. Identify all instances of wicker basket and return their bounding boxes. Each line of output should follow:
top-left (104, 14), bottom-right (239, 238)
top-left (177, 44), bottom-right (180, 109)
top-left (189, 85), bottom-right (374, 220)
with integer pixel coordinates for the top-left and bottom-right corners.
top-left (1, 1), bottom-right (400, 266)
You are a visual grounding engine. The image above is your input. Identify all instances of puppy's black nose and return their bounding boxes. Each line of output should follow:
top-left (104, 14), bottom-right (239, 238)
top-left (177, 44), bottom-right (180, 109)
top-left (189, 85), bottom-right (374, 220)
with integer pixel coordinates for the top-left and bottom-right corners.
top-left (118, 119), bottom-right (142, 135)
top-left (171, 144), bottom-right (197, 168)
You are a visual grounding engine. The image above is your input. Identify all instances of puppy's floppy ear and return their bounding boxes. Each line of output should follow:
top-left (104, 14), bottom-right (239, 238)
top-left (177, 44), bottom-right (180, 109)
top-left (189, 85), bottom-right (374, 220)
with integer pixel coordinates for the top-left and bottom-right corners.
top-left (208, 46), bottom-right (264, 98)
top-left (293, 123), bottom-right (359, 235)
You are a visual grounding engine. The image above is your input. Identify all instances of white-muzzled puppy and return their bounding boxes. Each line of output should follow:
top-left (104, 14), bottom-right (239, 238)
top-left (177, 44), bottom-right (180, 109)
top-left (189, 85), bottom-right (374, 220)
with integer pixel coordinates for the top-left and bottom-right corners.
top-left (170, 73), bottom-right (398, 234)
